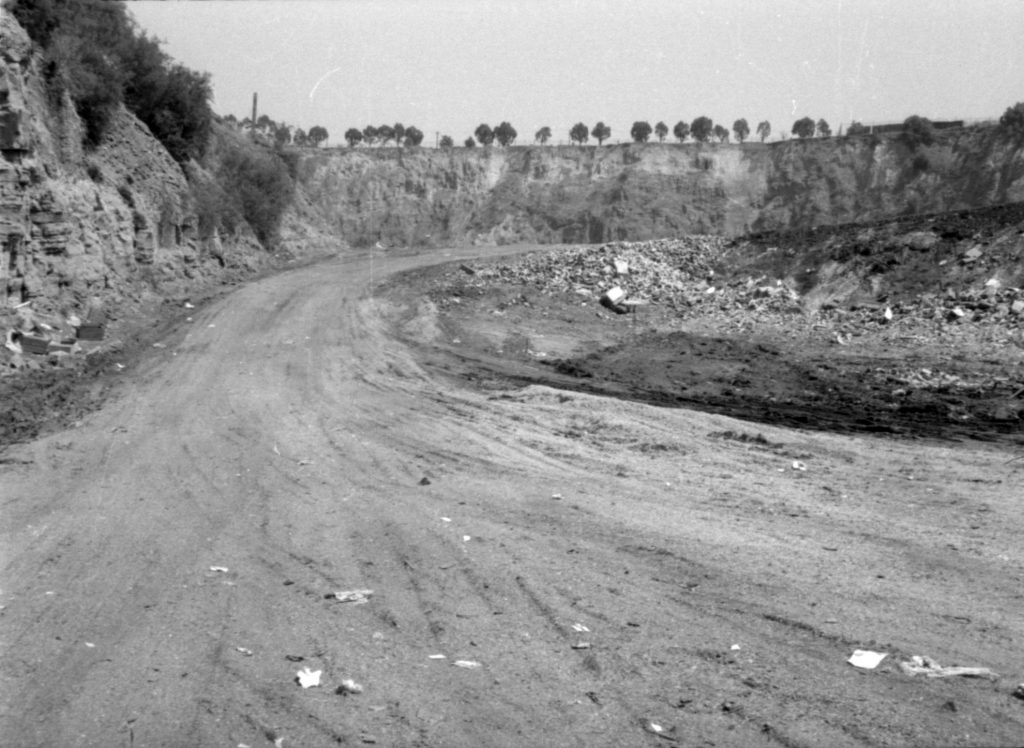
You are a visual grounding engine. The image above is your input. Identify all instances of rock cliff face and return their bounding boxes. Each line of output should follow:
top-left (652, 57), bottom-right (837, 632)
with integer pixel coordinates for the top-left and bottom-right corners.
top-left (297, 129), bottom-right (1024, 248)
top-left (0, 14), bottom-right (327, 323)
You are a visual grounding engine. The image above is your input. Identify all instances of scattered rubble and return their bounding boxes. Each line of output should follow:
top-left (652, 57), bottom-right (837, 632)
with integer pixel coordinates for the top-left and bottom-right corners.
top-left (434, 235), bottom-right (1024, 351)
top-left (448, 237), bottom-right (733, 315)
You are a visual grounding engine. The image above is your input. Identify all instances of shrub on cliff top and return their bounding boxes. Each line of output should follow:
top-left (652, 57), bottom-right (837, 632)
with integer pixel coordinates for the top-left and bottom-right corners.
top-left (998, 102), bottom-right (1024, 139)
top-left (901, 115), bottom-right (935, 149)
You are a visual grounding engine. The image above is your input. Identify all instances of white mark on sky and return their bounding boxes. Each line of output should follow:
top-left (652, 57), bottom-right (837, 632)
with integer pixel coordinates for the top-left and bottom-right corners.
top-left (309, 68), bottom-right (342, 100)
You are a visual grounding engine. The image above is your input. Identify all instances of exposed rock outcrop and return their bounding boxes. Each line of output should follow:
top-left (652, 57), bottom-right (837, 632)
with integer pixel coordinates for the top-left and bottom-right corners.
top-left (296, 130), bottom-right (1024, 249)
top-left (0, 12), bottom-right (331, 331)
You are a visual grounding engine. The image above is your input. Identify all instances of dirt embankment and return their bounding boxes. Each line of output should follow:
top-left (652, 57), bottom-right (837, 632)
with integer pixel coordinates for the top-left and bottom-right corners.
top-left (296, 128), bottom-right (1024, 248)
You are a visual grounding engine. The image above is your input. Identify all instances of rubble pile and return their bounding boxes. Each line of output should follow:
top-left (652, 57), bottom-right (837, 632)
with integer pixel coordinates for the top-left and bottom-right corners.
top-left (471, 237), bottom-right (725, 307)
top-left (440, 237), bottom-right (1024, 347)
top-left (1, 301), bottom-right (105, 374)
top-left (814, 282), bottom-right (1024, 347)
top-left (454, 237), bottom-right (804, 316)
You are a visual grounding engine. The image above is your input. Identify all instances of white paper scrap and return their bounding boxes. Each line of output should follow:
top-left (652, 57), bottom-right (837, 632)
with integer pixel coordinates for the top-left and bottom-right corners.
top-left (848, 650), bottom-right (887, 669)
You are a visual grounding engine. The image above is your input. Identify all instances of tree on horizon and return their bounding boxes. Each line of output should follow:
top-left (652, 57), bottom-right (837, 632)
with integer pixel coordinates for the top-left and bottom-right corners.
top-left (404, 126), bottom-right (424, 147)
top-left (344, 127), bottom-right (363, 147)
top-left (475, 123), bottom-right (495, 146)
top-left (494, 121), bottom-right (517, 146)
top-left (308, 125), bottom-right (328, 147)
top-left (733, 118), bottom-right (750, 143)
top-left (691, 116), bottom-right (713, 142)
top-left (378, 124), bottom-right (396, 146)
top-left (570, 122), bottom-right (589, 144)
top-left (630, 121), bottom-right (652, 143)
top-left (792, 117), bottom-right (816, 139)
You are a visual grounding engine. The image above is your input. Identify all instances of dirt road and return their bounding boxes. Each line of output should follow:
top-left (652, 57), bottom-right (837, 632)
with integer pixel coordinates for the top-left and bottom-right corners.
top-left (2, 247), bottom-right (1024, 747)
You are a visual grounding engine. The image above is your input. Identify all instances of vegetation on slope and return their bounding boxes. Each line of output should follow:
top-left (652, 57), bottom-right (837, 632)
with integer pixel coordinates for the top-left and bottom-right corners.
top-left (8, 0), bottom-right (211, 160)
top-left (6, 0), bottom-right (296, 249)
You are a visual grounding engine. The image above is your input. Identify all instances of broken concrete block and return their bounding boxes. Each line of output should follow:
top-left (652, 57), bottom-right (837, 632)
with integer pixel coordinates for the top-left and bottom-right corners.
top-left (601, 286), bottom-right (625, 305)
top-left (18, 335), bottom-right (51, 355)
top-left (76, 324), bottom-right (105, 341)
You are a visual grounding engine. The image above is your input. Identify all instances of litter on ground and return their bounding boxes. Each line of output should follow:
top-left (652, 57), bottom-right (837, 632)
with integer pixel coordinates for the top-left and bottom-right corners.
top-left (848, 650), bottom-right (887, 669)
top-left (328, 589), bottom-right (373, 604)
top-left (899, 655), bottom-right (998, 679)
top-left (336, 678), bottom-right (364, 695)
top-left (296, 667), bottom-right (322, 688)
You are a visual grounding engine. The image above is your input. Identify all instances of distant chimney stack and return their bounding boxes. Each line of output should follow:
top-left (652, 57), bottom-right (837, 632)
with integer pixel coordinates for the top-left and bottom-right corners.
top-left (252, 93), bottom-right (257, 124)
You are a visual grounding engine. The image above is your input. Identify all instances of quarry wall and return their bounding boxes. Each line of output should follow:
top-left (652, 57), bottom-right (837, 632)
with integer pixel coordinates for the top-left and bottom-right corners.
top-left (297, 130), bottom-right (1024, 248)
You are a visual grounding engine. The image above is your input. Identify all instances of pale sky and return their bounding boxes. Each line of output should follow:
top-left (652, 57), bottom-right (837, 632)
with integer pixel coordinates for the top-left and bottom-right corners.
top-left (127, 0), bottom-right (1024, 146)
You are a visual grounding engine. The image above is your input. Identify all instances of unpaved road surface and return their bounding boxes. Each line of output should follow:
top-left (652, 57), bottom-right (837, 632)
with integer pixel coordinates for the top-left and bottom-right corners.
top-left (3, 247), bottom-right (1024, 747)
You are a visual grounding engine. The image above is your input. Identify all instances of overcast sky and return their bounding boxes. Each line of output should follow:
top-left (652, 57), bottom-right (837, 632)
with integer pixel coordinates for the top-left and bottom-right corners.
top-left (127, 0), bottom-right (1024, 146)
